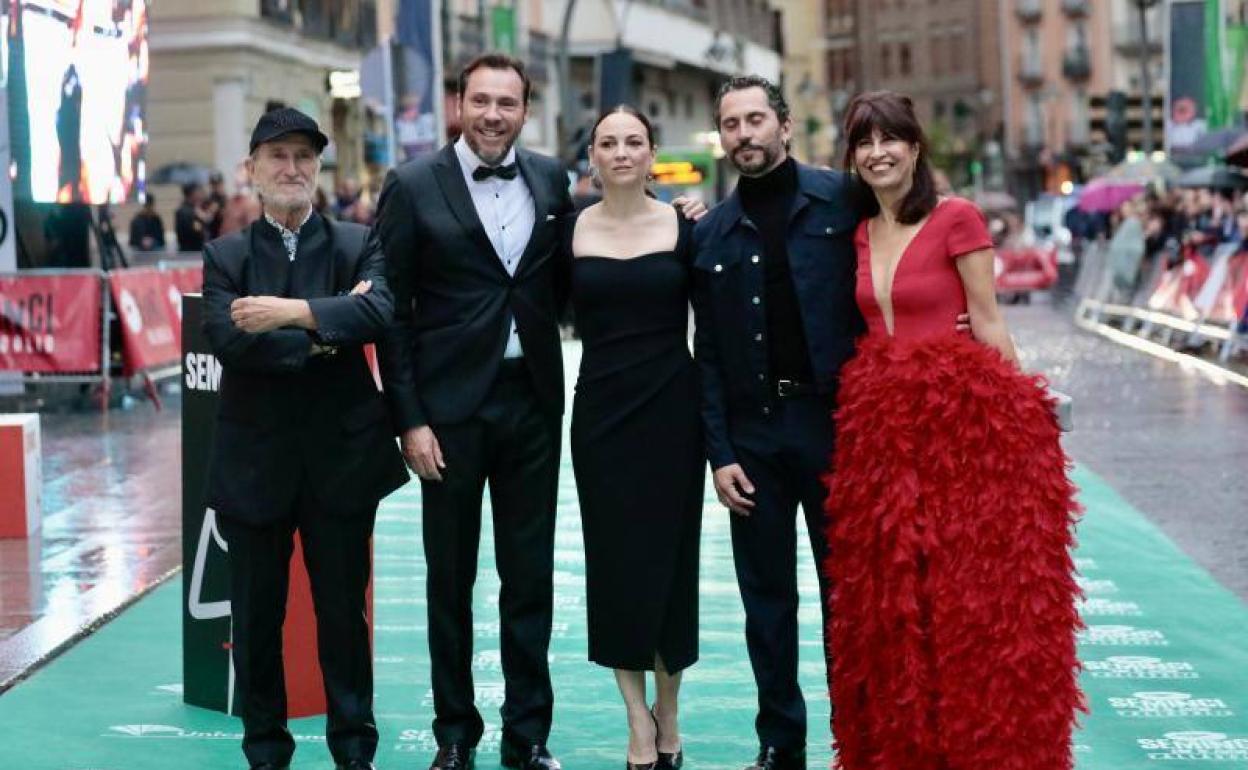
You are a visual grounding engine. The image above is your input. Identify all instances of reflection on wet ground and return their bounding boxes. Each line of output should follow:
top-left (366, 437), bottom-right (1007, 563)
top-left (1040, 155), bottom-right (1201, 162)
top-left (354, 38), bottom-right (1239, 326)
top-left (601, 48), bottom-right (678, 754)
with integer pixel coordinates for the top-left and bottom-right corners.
top-left (0, 401), bottom-right (181, 689)
top-left (0, 297), bottom-right (1245, 689)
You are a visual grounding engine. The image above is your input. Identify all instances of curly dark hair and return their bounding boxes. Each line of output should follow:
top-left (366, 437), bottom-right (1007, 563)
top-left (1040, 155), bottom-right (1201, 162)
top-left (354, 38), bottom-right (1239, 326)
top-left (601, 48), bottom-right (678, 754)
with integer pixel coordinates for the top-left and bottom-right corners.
top-left (712, 75), bottom-right (790, 128)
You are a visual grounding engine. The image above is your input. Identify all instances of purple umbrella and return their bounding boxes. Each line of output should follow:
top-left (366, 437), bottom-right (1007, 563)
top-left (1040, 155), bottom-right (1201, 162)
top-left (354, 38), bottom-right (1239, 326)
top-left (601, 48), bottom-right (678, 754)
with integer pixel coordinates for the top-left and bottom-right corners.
top-left (1077, 179), bottom-right (1144, 213)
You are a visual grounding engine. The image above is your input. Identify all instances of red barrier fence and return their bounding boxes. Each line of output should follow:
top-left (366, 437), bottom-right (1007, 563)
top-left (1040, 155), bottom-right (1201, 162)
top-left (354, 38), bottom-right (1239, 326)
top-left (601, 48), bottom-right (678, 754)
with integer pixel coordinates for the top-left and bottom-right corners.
top-left (0, 271), bottom-right (103, 373)
top-left (0, 262), bottom-right (203, 402)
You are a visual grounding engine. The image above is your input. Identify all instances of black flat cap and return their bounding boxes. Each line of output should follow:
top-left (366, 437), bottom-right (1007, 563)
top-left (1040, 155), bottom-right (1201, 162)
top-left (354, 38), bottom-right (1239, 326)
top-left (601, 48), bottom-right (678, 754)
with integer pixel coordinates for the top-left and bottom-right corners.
top-left (249, 107), bottom-right (329, 154)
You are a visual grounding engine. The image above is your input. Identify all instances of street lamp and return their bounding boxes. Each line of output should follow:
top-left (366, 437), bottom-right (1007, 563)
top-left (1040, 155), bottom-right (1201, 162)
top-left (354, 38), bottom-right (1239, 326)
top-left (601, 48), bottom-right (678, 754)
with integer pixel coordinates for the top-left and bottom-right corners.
top-left (1135, 0), bottom-right (1159, 155)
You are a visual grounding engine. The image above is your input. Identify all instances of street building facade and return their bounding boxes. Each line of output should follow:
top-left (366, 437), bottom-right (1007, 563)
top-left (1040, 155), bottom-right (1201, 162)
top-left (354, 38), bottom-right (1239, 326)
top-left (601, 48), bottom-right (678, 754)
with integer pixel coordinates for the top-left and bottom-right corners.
top-left (147, 0), bottom-right (379, 190)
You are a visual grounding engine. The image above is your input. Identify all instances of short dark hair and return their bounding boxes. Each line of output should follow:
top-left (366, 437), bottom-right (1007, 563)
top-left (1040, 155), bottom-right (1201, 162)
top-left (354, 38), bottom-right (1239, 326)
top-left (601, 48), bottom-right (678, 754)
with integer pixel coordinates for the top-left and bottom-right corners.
top-left (713, 75), bottom-right (790, 128)
top-left (142, 192), bottom-right (155, 206)
top-left (181, 183), bottom-right (200, 199)
top-left (589, 104), bottom-right (656, 148)
top-left (841, 91), bottom-right (939, 226)
top-left (458, 53), bottom-right (531, 104)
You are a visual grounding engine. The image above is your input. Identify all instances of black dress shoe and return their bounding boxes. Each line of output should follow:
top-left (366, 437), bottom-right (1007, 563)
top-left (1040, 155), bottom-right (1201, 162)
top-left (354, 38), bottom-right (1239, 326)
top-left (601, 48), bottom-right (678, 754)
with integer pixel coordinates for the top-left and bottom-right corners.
top-left (430, 744), bottom-right (475, 770)
top-left (743, 746), bottom-right (806, 770)
top-left (500, 740), bottom-right (561, 770)
top-left (336, 761), bottom-right (376, 770)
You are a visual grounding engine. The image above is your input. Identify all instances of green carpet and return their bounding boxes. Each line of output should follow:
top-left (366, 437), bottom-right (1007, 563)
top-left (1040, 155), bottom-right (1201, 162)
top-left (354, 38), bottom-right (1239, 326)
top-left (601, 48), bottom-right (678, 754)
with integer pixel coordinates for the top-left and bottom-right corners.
top-left (3, 462), bottom-right (1247, 769)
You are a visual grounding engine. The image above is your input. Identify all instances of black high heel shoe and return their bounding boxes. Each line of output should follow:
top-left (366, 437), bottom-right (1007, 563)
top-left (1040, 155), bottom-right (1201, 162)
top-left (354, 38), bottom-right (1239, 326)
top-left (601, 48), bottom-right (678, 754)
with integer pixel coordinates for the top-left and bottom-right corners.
top-left (651, 705), bottom-right (684, 770)
top-left (625, 710), bottom-right (659, 770)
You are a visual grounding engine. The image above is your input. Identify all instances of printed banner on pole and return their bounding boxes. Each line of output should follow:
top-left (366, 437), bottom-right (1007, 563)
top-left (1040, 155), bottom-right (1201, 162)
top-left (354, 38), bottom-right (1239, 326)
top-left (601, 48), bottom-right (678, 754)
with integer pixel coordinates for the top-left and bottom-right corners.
top-left (110, 267), bottom-right (180, 374)
top-left (1169, 1), bottom-right (1210, 154)
top-left (394, 0), bottom-right (443, 162)
top-left (0, 272), bottom-right (101, 373)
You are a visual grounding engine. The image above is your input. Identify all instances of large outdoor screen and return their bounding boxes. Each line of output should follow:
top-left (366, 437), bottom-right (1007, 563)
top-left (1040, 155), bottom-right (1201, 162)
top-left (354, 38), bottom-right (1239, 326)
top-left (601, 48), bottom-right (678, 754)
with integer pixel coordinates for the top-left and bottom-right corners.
top-left (6, 0), bottom-right (149, 204)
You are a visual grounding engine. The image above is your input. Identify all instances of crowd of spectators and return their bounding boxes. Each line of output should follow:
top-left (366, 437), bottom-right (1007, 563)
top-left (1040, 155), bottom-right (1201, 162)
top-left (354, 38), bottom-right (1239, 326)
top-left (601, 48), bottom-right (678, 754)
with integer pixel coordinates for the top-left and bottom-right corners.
top-left (129, 165), bottom-right (378, 255)
top-left (1072, 184), bottom-right (1248, 348)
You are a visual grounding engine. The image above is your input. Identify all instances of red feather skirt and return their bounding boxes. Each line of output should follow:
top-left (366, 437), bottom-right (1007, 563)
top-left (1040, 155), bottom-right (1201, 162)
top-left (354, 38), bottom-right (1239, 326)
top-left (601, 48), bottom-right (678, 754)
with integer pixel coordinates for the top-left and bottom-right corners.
top-left (823, 335), bottom-right (1084, 770)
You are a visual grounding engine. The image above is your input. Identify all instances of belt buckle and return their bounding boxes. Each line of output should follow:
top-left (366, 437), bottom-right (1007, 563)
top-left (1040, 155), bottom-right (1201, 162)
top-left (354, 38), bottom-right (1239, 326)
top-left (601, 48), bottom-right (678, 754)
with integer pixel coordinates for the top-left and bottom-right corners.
top-left (776, 379), bottom-right (794, 397)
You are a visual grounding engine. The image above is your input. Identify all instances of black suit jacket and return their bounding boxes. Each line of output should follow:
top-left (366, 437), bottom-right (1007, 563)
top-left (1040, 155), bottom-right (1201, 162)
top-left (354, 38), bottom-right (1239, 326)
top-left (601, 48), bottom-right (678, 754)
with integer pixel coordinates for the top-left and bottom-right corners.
top-left (374, 143), bottom-right (575, 431)
top-left (201, 213), bottom-right (410, 524)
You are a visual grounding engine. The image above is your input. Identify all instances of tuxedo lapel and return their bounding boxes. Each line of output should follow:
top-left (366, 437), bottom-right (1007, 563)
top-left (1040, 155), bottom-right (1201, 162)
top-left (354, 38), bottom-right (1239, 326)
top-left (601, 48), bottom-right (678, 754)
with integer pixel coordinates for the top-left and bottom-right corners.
top-left (432, 144), bottom-right (505, 269)
top-left (514, 150), bottom-right (552, 276)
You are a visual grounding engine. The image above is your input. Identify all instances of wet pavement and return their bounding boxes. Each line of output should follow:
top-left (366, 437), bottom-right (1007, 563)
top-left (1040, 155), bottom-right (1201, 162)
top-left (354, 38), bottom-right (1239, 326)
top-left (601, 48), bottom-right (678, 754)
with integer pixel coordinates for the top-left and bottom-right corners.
top-left (1013, 299), bottom-right (1248, 602)
top-left (0, 297), bottom-right (1245, 689)
top-left (0, 400), bottom-right (181, 689)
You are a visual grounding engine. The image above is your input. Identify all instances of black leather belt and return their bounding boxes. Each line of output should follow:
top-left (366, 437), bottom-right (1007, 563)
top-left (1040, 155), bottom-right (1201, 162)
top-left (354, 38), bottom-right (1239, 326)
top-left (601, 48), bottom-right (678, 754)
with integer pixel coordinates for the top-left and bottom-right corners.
top-left (775, 378), bottom-right (820, 398)
top-left (497, 358), bottom-right (529, 380)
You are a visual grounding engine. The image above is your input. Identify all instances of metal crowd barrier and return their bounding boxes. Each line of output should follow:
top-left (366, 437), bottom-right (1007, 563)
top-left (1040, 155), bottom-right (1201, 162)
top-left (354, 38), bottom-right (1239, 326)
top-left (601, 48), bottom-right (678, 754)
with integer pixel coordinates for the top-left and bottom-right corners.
top-left (1073, 239), bottom-right (1248, 364)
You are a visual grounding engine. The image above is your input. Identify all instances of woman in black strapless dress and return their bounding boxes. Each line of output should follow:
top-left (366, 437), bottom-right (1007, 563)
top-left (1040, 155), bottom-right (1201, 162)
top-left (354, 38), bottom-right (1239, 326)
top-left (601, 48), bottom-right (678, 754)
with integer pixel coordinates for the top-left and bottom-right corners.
top-left (564, 105), bottom-right (704, 770)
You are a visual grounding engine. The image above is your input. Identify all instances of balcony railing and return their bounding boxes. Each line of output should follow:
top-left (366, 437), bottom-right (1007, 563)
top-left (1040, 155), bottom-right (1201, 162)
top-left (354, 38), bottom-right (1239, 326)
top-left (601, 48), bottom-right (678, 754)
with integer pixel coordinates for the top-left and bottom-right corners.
top-left (1113, 23), bottom-right (1164, 55)
top-left (1018, 53), bottom-right (1044, 87)
top-left (529, 31), bottom-right (552, 83)
top-left (1062, 47), bottom-right (1091, 81)
top-left (1068, 118), bottom-right (1090, 148)
top-left (449, 14), bottom-right (486, 72)
top-left (258, 0), bottom-right (377, 49)
top-left (1061, 0), bottom-right (1089, 17)
top-left (1016, 0), bottom-right (1042, 23)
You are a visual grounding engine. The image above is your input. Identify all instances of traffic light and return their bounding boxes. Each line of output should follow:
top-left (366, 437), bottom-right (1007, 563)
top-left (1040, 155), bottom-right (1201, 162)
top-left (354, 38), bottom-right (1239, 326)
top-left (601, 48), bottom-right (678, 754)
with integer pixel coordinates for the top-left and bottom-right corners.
top-left (1105, 90), bottom-right (1128, 164)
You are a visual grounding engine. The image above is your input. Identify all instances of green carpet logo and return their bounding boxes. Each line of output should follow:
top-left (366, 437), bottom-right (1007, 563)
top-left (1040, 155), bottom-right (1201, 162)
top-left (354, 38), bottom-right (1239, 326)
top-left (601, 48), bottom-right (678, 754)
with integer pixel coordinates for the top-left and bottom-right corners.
top-left (1077, 577), bottom-right (1119, 594)
top-left (1138, 731), bottom-right (1248, 761)
top-left (1078, 625), bottom-right (1169, 646)
top-left (109, 725), bottom-right (185, 738)
top-left (1078, 598), bottom-right (1143, 617)
top-left (1084, 656), bottom-right (1199, 679)
top-left (1110, 692), bottom-right (1235, 718)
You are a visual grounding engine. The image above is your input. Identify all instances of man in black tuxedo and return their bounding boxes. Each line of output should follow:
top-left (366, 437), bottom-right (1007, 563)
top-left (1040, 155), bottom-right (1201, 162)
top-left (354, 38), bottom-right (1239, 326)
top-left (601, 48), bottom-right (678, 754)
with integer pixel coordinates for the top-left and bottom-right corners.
top-left (373, 54), bottom-right (572, 770)
top-left (202, 108), bottom-right (409, 770)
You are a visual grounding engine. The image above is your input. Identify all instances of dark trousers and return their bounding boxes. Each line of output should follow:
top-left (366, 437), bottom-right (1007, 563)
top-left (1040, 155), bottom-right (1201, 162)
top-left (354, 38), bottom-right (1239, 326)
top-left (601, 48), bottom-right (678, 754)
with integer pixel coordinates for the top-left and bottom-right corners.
top-left (218, 497), bottom-right (378, 768)
top-left (727, 394), bottom-right (835, 750)
top-left (422, 360), bottom-right (561, 747)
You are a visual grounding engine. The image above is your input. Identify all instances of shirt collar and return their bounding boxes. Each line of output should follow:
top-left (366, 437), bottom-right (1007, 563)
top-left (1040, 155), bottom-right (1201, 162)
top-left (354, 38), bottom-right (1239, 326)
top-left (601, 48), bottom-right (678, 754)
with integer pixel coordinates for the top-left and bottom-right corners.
top-left (454, 135), bottom-right (517, 179)
top-left (263, 206), bottom-right (313, 238)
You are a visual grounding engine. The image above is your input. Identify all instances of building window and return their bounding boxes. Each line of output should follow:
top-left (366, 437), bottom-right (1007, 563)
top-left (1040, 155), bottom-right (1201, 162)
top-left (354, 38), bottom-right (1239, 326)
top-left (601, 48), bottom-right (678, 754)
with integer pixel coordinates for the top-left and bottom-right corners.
top-left (881, 43), bottom-right (893, 79)
top-left (950, 33), bottom-right (963, 73)
top-left (931, 35), bottom-right (945, 75)
top-left (900, 43), bottom-right (912, 76)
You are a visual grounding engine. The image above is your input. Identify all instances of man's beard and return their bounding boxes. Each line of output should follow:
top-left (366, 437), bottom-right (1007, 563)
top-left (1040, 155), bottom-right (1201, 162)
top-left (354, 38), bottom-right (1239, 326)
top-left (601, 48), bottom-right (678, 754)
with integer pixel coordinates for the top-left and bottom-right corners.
top-left (255, 180), bottom-right (313, 212)
top-left (464, 127), bottom-right (517, 166)
top-left (730, 140), bottom-right (781, 176)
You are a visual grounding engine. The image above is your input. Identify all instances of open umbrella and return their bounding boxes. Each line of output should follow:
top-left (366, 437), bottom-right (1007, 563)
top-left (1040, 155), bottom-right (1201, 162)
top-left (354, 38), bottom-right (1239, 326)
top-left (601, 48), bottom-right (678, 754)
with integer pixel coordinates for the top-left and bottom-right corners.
top-left (1175, 165), bottom-right (1248, 190)
top-left (1103, 157), bottom-right (1181, 184)
top-left (148, 162), bottom-right (214, 187)
top-left (973, 190), bottom-right (1018, 212)
top-left (1077, 179), bottom-right (1144, 213)
top-left (1226, 133), bottom-right (1248, 167)
top-left (1186, 127), bottom-right (1248, 156)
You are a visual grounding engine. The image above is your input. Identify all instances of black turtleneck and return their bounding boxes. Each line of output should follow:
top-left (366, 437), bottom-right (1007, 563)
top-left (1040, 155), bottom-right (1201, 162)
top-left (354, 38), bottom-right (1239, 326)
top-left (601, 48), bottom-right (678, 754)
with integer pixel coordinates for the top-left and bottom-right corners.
top-left (738, 157), bottom-right (814, 383)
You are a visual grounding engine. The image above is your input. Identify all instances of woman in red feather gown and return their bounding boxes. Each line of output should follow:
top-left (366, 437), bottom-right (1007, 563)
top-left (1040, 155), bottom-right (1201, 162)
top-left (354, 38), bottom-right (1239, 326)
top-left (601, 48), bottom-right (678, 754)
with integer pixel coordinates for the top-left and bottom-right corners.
top-left (823, 91), bottom-right (1084, 770)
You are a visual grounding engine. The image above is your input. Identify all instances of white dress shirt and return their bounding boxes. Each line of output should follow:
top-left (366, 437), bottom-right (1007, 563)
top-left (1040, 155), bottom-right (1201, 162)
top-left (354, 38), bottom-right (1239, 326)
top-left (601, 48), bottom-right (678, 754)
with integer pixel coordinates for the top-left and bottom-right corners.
top-left (453, 136), bottom-right (535, 359)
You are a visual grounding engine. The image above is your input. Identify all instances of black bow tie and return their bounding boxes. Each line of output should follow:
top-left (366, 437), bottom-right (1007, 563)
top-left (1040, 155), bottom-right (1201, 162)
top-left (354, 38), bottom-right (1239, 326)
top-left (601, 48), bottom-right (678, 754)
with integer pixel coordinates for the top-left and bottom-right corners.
top-left (472, 162), bottom-right (518, 182)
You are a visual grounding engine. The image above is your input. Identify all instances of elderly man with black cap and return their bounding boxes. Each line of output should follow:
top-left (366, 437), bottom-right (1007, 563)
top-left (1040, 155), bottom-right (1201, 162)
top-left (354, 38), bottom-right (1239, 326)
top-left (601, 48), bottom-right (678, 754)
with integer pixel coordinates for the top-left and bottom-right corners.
top-left (201, 107), bottom-right (410, 770)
